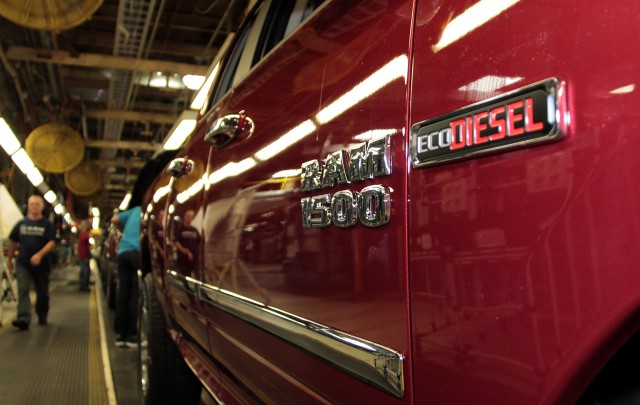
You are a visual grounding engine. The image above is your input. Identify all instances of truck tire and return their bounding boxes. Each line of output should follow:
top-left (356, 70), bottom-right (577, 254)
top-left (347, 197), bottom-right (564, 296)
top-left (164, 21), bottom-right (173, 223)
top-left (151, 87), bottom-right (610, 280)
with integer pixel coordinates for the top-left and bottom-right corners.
top-left (138, 273), bottom-right (201, 405)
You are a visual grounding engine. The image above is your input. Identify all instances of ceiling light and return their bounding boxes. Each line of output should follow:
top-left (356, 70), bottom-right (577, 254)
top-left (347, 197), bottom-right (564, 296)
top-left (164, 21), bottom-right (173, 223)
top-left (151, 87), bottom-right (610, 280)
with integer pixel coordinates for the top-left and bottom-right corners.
top-left (91, 207), bottom-right (100, 217)
top-left (26, 166), bottom-right (44, 187)
top-left (162, 110), bottom-right (199, 150)
top-left (208, 158), bottom-right (256, 185)
top-left (433, 0), bottom-right (520, 52)
top-left (119, 192), bottom-right (132, 211)
top-left (11, 148), bottom-right (35, 174)
top-left (183, 74), bottom-right (206, 90)
top-left (271, 169), bottom-right (301, 179)
top-left (610, 84), bottom-right (635, 94)
top-left (54, 204), bottom-right (64, 215)
top-left (0, 118), bottom-right (21, 156)
top-left (315, 55), bottom-right (407, 125)
top-left (190, 62), bottom-right (221, 111)
top-left (459, 75), bottom-right (522, 93)
top-left (44, 190), bottom-right (57, 204)
top-left (255, 120), bottom-right (316, 161)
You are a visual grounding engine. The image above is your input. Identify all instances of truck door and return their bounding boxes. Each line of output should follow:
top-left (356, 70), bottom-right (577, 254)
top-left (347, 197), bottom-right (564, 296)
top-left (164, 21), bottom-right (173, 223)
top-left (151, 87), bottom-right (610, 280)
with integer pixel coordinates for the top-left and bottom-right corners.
top-left (163, 145), bottom-right (210, 352)
top-left (409, 1), bottom-right (640, 404)
top-left (197, 0), bottom-right (414, 403)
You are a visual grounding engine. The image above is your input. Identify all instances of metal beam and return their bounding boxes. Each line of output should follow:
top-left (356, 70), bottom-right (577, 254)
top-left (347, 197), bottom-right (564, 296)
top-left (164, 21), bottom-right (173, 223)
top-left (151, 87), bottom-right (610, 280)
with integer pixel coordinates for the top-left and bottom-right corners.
top-left (93, 159), bottom-right (146, 168)
top-left (86, 139), bottom-right (160, 151)
top-left (105, 184), bottom-right (131, 190)
top-left (6, 46), bottom-right (208, 76)
top-left (85, 109), bottom-right (177, 124)
top-left (104, 173), bottom-right (137, 180)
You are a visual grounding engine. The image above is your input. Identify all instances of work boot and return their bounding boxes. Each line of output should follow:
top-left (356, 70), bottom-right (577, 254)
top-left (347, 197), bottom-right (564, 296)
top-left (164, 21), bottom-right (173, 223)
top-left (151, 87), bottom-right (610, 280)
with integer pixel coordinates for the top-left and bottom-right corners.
top-left (12, 318), bottom-right (29, 330)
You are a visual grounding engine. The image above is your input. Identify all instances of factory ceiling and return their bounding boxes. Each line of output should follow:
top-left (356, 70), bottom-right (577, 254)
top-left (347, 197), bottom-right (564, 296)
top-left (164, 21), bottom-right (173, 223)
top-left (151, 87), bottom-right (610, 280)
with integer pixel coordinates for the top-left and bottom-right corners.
top-left (0, 0), bottom-right (248, 217)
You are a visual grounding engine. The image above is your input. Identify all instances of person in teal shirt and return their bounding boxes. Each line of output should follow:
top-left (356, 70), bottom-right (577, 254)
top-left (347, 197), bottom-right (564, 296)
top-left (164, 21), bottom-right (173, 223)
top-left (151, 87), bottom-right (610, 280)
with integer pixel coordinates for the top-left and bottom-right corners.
top-left (110, 205), bottom-right (141, 347)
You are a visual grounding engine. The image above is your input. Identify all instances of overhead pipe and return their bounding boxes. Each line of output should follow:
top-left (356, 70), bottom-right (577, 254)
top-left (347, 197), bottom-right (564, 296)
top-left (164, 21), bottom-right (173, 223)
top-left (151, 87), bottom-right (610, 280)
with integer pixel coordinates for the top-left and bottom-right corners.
top-left (0, 43), bottom-right (30, 121)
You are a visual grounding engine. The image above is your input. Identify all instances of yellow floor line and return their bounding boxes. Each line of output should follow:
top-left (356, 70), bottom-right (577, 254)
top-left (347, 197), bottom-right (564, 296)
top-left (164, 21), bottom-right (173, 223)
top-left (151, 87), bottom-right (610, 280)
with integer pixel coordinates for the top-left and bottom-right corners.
top-left (92, 263), bottom-right (118, 405)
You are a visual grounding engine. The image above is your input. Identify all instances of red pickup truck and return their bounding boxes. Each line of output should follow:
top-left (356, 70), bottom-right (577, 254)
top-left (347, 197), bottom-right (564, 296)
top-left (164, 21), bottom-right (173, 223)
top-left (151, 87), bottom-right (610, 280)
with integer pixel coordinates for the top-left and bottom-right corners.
top-left (138, 1), bottom-right (640, 403)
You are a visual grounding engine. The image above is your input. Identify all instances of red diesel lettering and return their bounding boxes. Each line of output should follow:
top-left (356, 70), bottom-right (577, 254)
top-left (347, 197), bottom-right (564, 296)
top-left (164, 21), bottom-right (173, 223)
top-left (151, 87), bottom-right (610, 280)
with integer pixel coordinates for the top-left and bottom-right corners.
top-left (507, 100), bottom-right (525, 136)
top-left (525, 97), bottom-right (544, 132)
top-left (489, 106), bottom-right (506, 141)
top-left (450, 118), bottom-right (466, 150)
top-left (443, 97), bottom-right (544, 152)
top-left (474, 111), bottom-right (489, 145)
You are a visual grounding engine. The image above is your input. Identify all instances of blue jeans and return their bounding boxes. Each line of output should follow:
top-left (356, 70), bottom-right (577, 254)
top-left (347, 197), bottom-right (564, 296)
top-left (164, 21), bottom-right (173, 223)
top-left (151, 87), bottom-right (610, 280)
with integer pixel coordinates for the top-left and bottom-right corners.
top-left (79, 259), bottom-right (90, 290)
top-left (114, 250), bottom-right (139, 337)
top-left (15, 262), bottom-right (50, 323)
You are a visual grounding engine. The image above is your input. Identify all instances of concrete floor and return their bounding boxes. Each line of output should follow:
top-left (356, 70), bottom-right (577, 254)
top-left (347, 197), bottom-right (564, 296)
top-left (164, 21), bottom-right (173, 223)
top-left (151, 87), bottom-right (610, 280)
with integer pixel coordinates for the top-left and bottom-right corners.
top-left (0, 260), bottom-right (216, 405)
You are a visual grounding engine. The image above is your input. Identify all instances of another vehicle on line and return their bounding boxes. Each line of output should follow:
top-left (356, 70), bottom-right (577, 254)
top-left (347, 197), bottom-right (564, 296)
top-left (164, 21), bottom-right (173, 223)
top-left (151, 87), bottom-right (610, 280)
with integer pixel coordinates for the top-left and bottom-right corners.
top-left (138, 0), bottom-right (640, 403)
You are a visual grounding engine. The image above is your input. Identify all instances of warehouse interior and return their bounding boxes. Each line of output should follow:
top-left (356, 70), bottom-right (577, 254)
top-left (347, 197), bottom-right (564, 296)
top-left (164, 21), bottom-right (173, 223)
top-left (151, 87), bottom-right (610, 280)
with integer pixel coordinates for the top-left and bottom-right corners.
top-left (0, 0), bottom-right (248, 221)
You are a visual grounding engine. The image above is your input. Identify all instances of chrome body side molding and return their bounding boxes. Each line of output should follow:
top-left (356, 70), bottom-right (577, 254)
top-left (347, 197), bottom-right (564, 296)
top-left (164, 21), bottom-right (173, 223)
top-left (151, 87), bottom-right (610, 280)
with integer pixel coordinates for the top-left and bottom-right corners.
top-left (166, 270), bottom-right (404, 398)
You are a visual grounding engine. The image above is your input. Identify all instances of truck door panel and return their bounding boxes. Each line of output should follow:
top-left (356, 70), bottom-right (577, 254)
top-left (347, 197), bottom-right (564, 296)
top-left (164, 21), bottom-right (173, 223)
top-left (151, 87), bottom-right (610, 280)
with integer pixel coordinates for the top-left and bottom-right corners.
top-left (199, 1), bottom-right (414, 402)
top-left (409, 1), bottom-right (640, 404)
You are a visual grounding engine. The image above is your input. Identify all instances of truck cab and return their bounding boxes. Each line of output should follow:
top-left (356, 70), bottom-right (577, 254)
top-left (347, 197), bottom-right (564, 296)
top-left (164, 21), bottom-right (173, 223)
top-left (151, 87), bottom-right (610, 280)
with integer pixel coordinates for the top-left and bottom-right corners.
top-left (139, 1), bottom-right (640, 403)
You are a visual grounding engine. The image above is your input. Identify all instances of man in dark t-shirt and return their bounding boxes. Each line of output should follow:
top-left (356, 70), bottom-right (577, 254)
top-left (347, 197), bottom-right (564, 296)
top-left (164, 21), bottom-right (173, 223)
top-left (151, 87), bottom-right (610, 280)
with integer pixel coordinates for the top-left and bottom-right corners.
top-left (7, 195), bottom-right (56, 329)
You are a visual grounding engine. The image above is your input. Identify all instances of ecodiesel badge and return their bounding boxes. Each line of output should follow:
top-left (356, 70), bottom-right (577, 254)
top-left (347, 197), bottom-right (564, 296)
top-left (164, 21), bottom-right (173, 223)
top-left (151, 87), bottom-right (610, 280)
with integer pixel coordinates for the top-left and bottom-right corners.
top-left (411, 78), bottom-right (567, 168)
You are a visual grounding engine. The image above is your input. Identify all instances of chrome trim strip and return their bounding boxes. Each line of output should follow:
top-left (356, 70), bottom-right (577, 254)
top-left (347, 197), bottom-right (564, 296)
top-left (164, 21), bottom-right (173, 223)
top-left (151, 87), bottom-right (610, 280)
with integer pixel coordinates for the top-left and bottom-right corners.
top-left (166, 271), bottom-right (403, 398)
top-left (167, 270), bottom-right (200, 297)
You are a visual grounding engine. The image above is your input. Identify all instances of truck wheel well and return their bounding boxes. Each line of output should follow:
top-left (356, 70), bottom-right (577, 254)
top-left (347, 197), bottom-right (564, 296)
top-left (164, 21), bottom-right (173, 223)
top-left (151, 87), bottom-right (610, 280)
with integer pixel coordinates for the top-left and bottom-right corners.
top-left (577, 330), bottom-right (640, 404)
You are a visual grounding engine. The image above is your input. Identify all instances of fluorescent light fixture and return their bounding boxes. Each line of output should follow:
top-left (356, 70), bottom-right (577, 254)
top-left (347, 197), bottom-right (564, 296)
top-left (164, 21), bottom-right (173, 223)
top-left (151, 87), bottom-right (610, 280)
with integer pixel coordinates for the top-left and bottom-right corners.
top-left (433, 0), bottom-right (520, 52)
top-left (459, 75), bottom-right (522, 94)
top-left (0, 118), bottom-right (21, 155)
top-left (271, 169), bottom-right (301, 179)
top-left (26, 166), bottom-right (44, 187)
top-left (177, 179), bottom-right (205, 204)
top-left (36, 183), bottom-right (50, 195)
top-left (353, 129), bottom-right (398, 142)
top-left (91, 207), bottom-right (100, 217)
top-left (255, 120), bottom-right (317, 161)
top-left (610, 84), bottom-right (635, 94)
top-left (183, 75), bottom-right (206, 90)
top-left (152, 184), bottom-right (171, 203)
top-left (162, 110), bottom-right (199, 150)
top-left (11, 148), bottom-right (35, 174)
top-left (119, 192), bottom-right (132, 211)
top-left (190, 62), bottom-right (220, 111)
top-left (208, 158), bottom-right (257, 185)
top-left (315, 55), bottom-right (408, 124)
top-left (54, 204), bottom-right (64, 215)
top-left (190, 35), bottom-right (233, 111)
top-left (44, 190), bottom-right (57, 204)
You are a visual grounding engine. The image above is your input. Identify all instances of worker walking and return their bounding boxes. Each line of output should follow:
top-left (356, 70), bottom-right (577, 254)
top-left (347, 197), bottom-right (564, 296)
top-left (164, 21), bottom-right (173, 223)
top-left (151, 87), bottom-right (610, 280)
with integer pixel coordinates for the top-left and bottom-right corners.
top-left (6, 194), bottom-right (56, 329)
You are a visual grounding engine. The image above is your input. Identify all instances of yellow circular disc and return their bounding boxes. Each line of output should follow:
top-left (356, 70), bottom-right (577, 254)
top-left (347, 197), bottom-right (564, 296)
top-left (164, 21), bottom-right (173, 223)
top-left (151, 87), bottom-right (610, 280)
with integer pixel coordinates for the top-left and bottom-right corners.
top-left (64, 161), bottom-right (102, 197)
top-left (0, 0), bottom-right (104, 31)
top-left (26, 123), bottom-right (85, 173)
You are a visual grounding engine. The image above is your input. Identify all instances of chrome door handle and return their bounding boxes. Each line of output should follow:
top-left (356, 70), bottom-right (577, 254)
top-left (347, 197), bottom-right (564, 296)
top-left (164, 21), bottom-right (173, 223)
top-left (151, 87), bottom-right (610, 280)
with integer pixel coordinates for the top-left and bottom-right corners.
top-left (204, 110), bottom-right (254, 149)
top-left (167, 158), bottom-right (194, 178)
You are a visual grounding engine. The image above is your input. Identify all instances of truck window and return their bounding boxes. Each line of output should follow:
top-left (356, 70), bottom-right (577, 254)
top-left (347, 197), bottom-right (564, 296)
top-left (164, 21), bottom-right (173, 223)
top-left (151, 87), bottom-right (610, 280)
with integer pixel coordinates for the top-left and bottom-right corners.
top-left (211, 0), bottom-right (325, 106)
